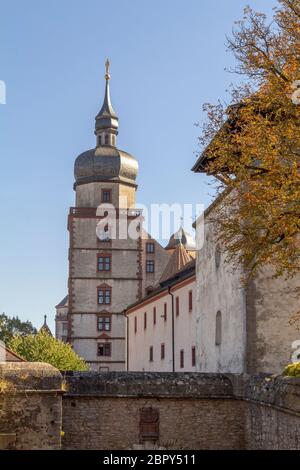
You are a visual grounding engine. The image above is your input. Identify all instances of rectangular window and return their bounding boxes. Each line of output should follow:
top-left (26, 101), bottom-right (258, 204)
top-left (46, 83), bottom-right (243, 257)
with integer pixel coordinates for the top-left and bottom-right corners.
top-left (188, 290), bottom-right (193, 312)
top-left (144, 312), bottom-right (147, 330)
top-left (97, 316), bottom-right (111, 332)
top-left (134, 316), bottom-right (137, 334)
top-left (97, 343), bottom-right (111, 357)
top-left (176, 296), bottom-right (179, 317)
top-left (149, 346), bottom-right (153, 362)
top-left (161, 343), bottom-right (165, 360)
top-left (153, 307), bottom-right (156, 325)
top-left (146, 242), bottom-right (155, 253)
top-left (98, 287), bottom-right (111, 305)
top-left (192, 346), bottom-right (196, 367)
top-left (98, 254), bottom-right (111, 272)
top-left (180, 349), bottom-right (184, 369)
top-left (146, 260), bottom-right (155, 273)
top-left (101, 189), bottom-right (111, 203)
top-left (164, 302), bottom-right (167, 322)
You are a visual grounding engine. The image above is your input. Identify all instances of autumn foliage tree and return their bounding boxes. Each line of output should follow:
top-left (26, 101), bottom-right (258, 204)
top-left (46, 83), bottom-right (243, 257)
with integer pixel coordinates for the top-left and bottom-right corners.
top-left (197, 0), bottom-right (300, 281)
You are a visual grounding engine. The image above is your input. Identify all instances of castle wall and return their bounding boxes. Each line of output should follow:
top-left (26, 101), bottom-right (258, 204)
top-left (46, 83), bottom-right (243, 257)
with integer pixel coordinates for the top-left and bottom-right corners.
top-left (1, 364), bottom-right (300, 450)
top-left (0, 363), bottom-right (62, 450)
top-left (195, 213), bottom-right (247, 373)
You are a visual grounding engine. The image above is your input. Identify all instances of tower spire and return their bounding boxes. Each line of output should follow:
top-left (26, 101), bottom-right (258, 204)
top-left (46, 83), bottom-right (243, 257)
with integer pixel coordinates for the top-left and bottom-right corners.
top-left (95, 59), bottom-right (119, 147)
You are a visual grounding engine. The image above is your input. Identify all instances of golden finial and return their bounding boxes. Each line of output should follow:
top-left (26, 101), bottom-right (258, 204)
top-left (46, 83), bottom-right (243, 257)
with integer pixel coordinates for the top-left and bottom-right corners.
top-left (105, 58), bottom-right (111, 80)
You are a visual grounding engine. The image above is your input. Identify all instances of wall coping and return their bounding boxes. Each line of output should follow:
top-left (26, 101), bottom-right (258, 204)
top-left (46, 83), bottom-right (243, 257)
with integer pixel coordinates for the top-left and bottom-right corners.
top-left (63, 371), bottom-right (235, 398)
top-left (0, 362), bottom-right (62, 392)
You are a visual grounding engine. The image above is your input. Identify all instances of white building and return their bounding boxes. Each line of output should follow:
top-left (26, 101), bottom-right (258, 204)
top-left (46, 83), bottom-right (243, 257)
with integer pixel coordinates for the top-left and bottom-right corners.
top-left (126, 243), bottom-right (196, 372)
top-left (192, 146), bottom-right (300, 374)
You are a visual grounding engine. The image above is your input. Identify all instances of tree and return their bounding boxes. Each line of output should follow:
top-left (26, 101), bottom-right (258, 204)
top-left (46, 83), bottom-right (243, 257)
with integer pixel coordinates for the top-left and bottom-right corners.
top-left (0, 313), bottom-right (37, 344)
top-left (9, 330), bottom-right (89, 371)
top-left (197, 0), bottom-right (300, 281)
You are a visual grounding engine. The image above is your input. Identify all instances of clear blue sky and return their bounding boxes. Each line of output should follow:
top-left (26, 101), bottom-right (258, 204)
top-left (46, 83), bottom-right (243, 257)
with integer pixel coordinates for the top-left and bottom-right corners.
top-left (0, 0), bottom-right (277, 331)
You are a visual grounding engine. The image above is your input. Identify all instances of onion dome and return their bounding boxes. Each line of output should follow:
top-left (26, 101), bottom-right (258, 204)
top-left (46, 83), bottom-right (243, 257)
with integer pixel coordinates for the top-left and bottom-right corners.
top-left (165, 226), bottom-right (196, 252)
top-left (74, 59), bottom-right (138, 188)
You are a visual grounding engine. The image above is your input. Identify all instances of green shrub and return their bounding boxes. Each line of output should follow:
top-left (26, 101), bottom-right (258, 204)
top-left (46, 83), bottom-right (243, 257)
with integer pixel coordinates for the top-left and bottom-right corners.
top-left (9, 331), bottom-right (89, 371)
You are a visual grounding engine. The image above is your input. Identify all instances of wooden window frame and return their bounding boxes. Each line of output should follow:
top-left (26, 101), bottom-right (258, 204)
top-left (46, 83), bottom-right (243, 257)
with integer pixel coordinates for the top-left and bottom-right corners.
top-left (134, 316), bottom-right (137, 334)
top-left (180, 349), bottom-right (184, 369)
top-left (161, 343), bottom-right (165, 360)
top-left (149, 346), bottom-right (153, 362)
top-left (101, 189), bottom-right (112, 204)
top-left (188, 290), bottom-right (193, 312)
top-left (97, 342), bottom-right (111, 357)
top-left (97, 314), bottom-right (111, 332)
top-left (176, 296), bottom-right (179, 317)
top-left (146, 242), bottom-right (155, 254)
top-left (164, 302), bottom-right (167, 322)
top-left (97, 253), bottom-right (111, 272)
top-left (192, 346), bottom-right (196, 367)
top-left (146, 259), bottom-right (155, 273)
top-left (97, 284), bottom-right (112, 306)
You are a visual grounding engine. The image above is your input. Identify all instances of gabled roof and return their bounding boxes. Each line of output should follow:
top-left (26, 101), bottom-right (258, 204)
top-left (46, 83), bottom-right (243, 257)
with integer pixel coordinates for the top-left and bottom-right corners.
top-left (0, 343), bottom-right (25, 362)
top-left (160, 243), bottom-right (193, 284)
top-left (55, 295), bottom-right (68, 309)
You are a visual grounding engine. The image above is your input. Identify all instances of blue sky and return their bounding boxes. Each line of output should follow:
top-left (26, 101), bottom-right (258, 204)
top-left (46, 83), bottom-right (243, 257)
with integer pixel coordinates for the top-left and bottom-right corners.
top-left (0, 0), bottom-right (277, 331)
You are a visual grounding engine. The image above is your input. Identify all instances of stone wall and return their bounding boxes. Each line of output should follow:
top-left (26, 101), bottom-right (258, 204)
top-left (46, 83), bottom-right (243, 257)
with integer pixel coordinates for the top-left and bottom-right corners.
top-left (1, 364), bottom-right (300, 450)
top-left (61, 372), bottom-right (300, 450)
top-left (0, 362), bottom-right (62, 450)
top-left (62, 372), bottom-right (245, 450)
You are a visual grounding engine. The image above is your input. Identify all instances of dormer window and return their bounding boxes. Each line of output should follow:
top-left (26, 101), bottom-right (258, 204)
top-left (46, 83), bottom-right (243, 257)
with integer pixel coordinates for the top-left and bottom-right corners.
top-left (105, 134), bottom-right (109, 145)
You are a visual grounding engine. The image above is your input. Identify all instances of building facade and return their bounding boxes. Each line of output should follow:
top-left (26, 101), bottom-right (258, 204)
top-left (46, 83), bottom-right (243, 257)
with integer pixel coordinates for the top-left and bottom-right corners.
top-left (192, 151), bottom-right (300, 374)
top-left (55, 61), bottom-right (170, 371)
top-left (126, 244), bottom-right (196, 372)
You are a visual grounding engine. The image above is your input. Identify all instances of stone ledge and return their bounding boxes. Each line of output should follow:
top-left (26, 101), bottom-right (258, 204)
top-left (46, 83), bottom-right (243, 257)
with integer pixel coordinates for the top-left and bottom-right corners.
top-left (63, 371), bottom-right (235, 398)
top-left (242, 374), bottom-right (300, 414)
top-left (0, 362), bottom-right (62, 392)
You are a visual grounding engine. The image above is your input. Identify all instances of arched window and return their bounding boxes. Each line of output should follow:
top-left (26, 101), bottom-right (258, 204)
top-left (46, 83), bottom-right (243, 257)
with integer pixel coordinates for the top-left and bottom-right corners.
top-left (105, 134), bottom-right (109, 145)
top-left (98, 135), bottom-right (102, 146)
top-left (215, 311), bottom-right (222, 346)
top-left (215, 244), bottom-right (221, 269)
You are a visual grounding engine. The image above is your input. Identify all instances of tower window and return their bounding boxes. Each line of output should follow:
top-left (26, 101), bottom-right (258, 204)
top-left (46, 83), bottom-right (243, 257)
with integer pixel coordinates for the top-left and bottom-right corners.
top-left (146, 242), bottom-right (155, 253)
top-left (180, 349), bottom-right (184, 369)
top-left (146, 260), bottom-right (155, 273)
top-left (215, 311), bottom-right (222, 346)
top-left (98, 254), bottom-right (111, 272)
top-left (105, 134), bottom-right (109, 145)
top-left (164, 302), bottom-right (167, 322)
top-left (144, 312), bottom-right (147, 330)
top-left (97, 315), bottom-right (111, 332)
top-left (149, 346), bottom-right (153, 362)
top-left (98, 286), bottom-right (111, 305)
top-left (101, 189), bottom-right (112, 203)
top-left (98, 135), bottom-right (102, 146)
top-left (153, 307), bottom-right (156, 325)
top-left (97, 343), bottom-right (111, 357)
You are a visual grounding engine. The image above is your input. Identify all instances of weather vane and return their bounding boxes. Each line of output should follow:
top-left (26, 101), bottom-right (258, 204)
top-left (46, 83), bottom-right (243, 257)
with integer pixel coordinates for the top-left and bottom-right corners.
top-left (105, 58), bottom-right (111, 80)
